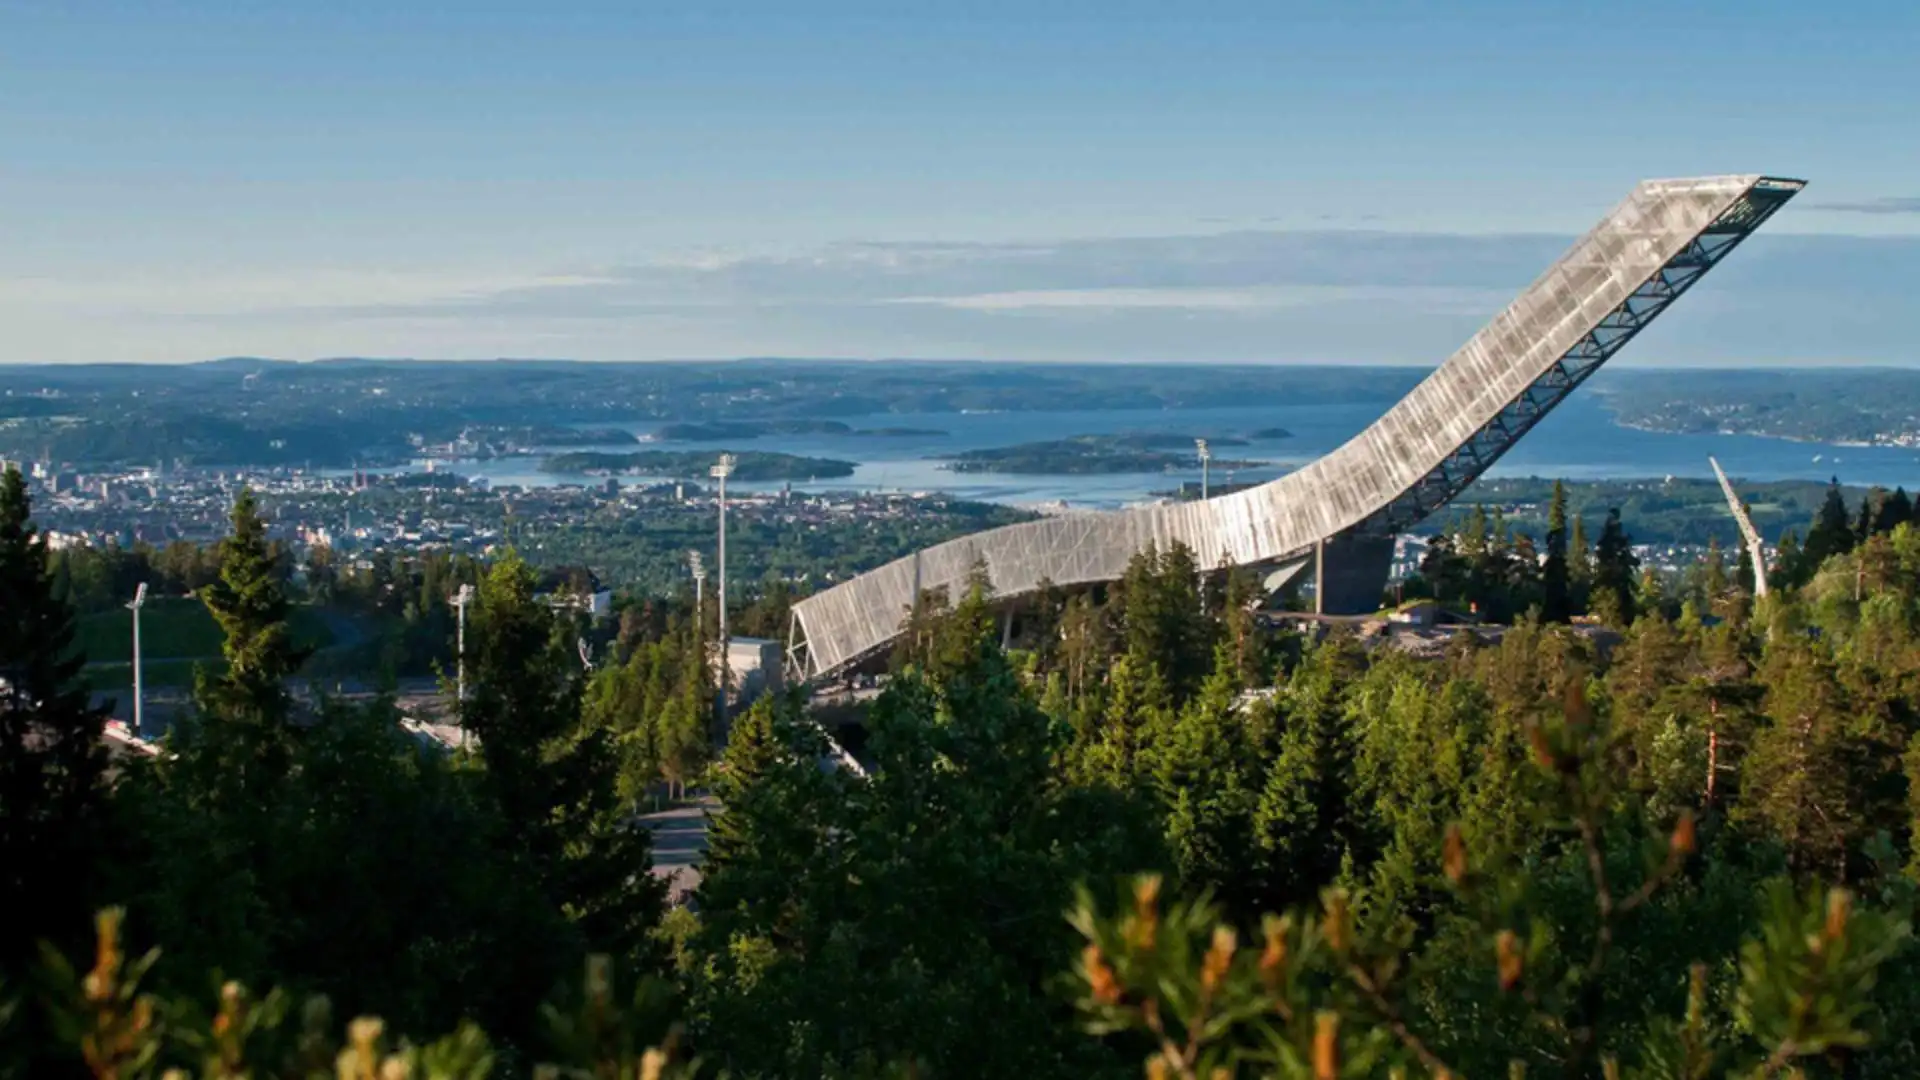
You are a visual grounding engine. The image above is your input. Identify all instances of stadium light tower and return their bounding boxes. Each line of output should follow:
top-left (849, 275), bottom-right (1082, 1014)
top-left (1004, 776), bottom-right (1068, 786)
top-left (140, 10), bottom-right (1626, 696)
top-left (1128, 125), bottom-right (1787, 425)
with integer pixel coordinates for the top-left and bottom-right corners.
top-left (1195, 439), bottom-right (1212, 500)
top-left (126, 582), bottom-right (147, 736)
top-left (688, 549), bottom-right (706, 625)
top-left (451, 583), bottom-right (476, 704)
top-left (710, 454), bottom-right (736, 718)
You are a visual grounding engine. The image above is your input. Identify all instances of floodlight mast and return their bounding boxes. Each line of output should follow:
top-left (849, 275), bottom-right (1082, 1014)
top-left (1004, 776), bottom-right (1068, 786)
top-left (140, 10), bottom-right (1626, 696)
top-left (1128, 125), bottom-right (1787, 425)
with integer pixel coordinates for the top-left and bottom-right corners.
top-left (710, 454), bottom-right (736, 720)
top-left (1195, 439), bottom-right (1212, 500)
top-left (126, 583), bottom-right (148, 736)
top-left (688, 550), bottom-right (706, 629)
top-left (451, 583), bottom-right (476, 736)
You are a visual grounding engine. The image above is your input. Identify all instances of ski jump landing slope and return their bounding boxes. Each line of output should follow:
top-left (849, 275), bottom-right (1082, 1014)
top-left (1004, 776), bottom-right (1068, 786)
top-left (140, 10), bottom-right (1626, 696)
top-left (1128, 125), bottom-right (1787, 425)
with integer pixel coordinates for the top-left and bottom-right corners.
top-left (788, 175), bottom-right (1804, 679)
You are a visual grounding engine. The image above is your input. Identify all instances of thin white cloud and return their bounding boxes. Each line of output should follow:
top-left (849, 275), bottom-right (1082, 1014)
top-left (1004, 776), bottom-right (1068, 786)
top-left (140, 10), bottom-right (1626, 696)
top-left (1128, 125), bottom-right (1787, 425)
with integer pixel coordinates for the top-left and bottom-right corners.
top-left (0, 270), bottom-right (615, 316)
top-left (4, 228), bottom-right (1916, 365)
top-left (1811, 197), bottom-right (1920, 216)
top-left (889, 284), bottom-right (1512, 314)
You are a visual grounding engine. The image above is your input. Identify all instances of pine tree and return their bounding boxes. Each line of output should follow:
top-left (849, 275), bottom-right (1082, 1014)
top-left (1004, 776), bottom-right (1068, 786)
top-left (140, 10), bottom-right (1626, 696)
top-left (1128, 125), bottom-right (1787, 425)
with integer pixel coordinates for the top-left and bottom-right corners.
top-left (1462, 504), bottom-right (1490, 560)
top-left (1541, 479), bottom-right (1571, 623)
top-left (464, 551), bottom-right (665, 965)
top-left (704, 697), bottom-right (786, 871)
top-left (1883, 487), bottom-right (1915, 535)
top-left (1740, 640), bottom-right (1897, 881)
top-left (1591, 507), bottom-right (1639, 627)
top-left (1635, 566), bottom-right (1667, 621)
top-left (1252, 640), bottom-right (1356, 909)
top-left (190, 487), bottom-right (310, 797)
top-left (1773, 528), bottom-right (1804, 589)
top-left (1221, 566), bottom-right (1268, 687)
top-left (1156, 645), bottom-right (1268, 914)
top-left (1805, 477), bottom-right (1855, 569)
top-left (0, 466), bottom-right (108, 968)
top-left (1703, 534), bottom-right (1729, 606)
top-left (1116, 542), bottom-right (1212, 703)
top-left (1568, 511), bottom-right (1593, 614)
top-left (199, 489), bottom-right (306, 718)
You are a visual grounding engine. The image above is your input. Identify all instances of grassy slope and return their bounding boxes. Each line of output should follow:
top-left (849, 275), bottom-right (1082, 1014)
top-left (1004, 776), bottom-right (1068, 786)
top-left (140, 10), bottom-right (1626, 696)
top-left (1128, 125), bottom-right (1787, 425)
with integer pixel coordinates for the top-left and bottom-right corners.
top-left (78, 598), bottom-right (335, 689)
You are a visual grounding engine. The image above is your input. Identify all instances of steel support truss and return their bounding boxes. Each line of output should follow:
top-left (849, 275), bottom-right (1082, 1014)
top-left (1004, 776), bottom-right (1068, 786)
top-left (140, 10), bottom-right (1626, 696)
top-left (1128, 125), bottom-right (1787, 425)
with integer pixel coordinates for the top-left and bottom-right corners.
top-left (1354, 179), bottom-right (1803, 539)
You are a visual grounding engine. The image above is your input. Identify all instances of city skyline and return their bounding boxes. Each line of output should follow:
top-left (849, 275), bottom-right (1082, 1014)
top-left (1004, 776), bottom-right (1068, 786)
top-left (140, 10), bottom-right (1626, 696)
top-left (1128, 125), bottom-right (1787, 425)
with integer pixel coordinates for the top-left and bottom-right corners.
top-left (6, 0), bottom-right (1917, 364)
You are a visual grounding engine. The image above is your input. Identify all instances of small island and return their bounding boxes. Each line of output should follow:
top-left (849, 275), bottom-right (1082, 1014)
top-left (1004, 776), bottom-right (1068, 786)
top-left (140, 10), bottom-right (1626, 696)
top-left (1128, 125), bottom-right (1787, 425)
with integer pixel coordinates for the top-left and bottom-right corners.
top-left (943, 434), bottom-right (1264, 476)
top-left (1248, 427), bottom-right (1294, 440)
top-left (541, 449), bottom-right (856, 481)
top-left (855, 426), bottom-right (949, 437)
top-left (530, 426), bottom-right (638, 446)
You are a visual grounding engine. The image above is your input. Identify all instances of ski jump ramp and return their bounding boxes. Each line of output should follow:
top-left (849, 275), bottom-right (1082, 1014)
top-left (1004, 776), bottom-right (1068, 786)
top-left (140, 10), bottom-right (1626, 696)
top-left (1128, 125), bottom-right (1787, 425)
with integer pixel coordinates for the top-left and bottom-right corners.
top-left (787, 175), bottom-right (1804, 680)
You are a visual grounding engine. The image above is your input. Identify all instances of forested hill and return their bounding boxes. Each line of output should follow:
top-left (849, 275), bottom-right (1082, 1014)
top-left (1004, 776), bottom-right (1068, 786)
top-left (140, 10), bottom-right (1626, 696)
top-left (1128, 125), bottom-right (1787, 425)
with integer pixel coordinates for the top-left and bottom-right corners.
top-left (1595, 366), bottom-right (1920, 445)
top-left (11, 359), bottom-right (1920, 469)
top-left (0, 360), bottom-right (1427, 468)
top-left (9, 463), bottom-right (1920, 1077)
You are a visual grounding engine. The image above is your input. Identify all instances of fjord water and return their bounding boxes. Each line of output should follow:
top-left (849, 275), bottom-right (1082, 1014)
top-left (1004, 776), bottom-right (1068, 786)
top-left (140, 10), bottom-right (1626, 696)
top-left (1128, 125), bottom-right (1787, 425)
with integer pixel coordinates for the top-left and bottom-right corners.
top-left (459, 392), bottom-right (1920, 510)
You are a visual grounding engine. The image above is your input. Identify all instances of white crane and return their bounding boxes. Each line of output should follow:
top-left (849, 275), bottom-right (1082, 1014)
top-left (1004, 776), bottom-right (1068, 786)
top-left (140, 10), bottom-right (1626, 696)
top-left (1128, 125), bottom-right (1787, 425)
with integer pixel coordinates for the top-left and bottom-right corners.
top-left (1195, 439), bottom-right (1212, 500)
top-left (1709, 456), bottom-right (1768, 599)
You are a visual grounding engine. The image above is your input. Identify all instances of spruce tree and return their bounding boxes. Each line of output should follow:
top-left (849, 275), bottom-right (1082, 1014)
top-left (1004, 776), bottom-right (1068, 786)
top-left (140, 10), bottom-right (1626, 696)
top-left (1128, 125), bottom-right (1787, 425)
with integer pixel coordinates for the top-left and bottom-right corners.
top-left (1462, 504), bottom-right (1490, 560)
top-left (1541, 479), bottom-right (1571, 623)
top-left (1703, 534), bottom-right (1729, 604)
top-left (1568, 511), bottom-right (1593, 613)
top-left (1855, 491), bottom-right (1878, 548)
top-left (1804, 477), bottom-right (1855, 569)
top-left (704, 696), bottom-right (786, 871)
top-left (465, 551), bottom-right (664, 966)
top-left (1591, 507), bottom-right (1640, 627)
top-left (190, 487), bottom-right (309, 796)
top-left (1156, 645), bottom-right (1266, 913)
top-left (1883, 486), bottom-right (1914, 534)
top-left (0, 466), bottom-right (107, 967)
top-left (1221, 566), bottom-right (1268, 687)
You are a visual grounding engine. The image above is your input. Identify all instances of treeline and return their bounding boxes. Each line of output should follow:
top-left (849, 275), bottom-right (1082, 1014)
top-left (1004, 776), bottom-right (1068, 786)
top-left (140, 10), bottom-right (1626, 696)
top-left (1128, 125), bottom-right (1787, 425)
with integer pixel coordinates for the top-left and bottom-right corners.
top-left (47, 539), bottom-right (227, 614)
top-left (10, 459), bottom-right (1920, 1077)
top-left (1409, 482), bottom-right (1654, 624)
top-left (1448, 474), bottom-right (1903, 550)
top-left (1405, 477), bottom-right (1920, 626)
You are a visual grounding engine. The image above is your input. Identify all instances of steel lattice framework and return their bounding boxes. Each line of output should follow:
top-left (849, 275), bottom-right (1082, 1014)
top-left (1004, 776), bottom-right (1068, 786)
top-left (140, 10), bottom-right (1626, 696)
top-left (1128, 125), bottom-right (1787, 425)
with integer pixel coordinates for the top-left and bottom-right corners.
top-left (787, 174), bottom-right (1804, 680)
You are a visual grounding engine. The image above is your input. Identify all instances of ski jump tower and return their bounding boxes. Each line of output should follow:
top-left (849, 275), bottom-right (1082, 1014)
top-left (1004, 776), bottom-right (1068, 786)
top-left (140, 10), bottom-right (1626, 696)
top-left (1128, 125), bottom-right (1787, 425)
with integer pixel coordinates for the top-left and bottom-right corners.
top-left (787, 175), bottom-right (1805, 680)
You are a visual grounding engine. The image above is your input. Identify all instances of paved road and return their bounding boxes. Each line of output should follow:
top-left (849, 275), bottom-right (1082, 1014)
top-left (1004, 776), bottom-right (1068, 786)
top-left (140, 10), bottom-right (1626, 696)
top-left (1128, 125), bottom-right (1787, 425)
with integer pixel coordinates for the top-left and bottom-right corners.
top-left (638, 796), bottom-right (716, 904)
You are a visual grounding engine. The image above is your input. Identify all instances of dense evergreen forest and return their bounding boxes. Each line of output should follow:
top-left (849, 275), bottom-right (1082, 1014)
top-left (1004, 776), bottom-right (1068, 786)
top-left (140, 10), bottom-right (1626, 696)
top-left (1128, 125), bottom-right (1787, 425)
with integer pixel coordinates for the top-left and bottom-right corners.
top-left (10, 461), bottom-right (1920, 1077)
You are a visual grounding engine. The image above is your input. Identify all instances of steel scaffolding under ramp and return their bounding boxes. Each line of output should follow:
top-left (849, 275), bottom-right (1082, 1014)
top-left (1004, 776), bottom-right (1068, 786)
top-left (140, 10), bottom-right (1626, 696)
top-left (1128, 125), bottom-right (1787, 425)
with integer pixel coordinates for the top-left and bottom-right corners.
top-left (787, 174), bottom-right (1805, 681)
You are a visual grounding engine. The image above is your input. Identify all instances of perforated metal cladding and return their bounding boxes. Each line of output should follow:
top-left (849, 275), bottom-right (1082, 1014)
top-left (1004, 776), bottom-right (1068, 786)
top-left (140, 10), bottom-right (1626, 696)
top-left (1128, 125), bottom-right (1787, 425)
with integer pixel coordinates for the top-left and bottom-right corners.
top-left (791, 175), bottom-right (1796, 677)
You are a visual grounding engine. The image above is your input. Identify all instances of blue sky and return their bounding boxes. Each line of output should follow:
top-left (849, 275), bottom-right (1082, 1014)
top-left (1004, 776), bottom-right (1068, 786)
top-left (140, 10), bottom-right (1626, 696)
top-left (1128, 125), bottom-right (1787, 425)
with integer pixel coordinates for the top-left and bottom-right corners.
top-left (4, 0), bottom-right (1917, 364)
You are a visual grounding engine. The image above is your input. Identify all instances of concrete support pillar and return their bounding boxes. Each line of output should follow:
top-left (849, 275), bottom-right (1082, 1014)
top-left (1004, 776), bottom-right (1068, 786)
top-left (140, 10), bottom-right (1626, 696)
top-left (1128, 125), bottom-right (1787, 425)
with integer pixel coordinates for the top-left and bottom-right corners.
top-left (1314, 532), bottom-right (1395, 615)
